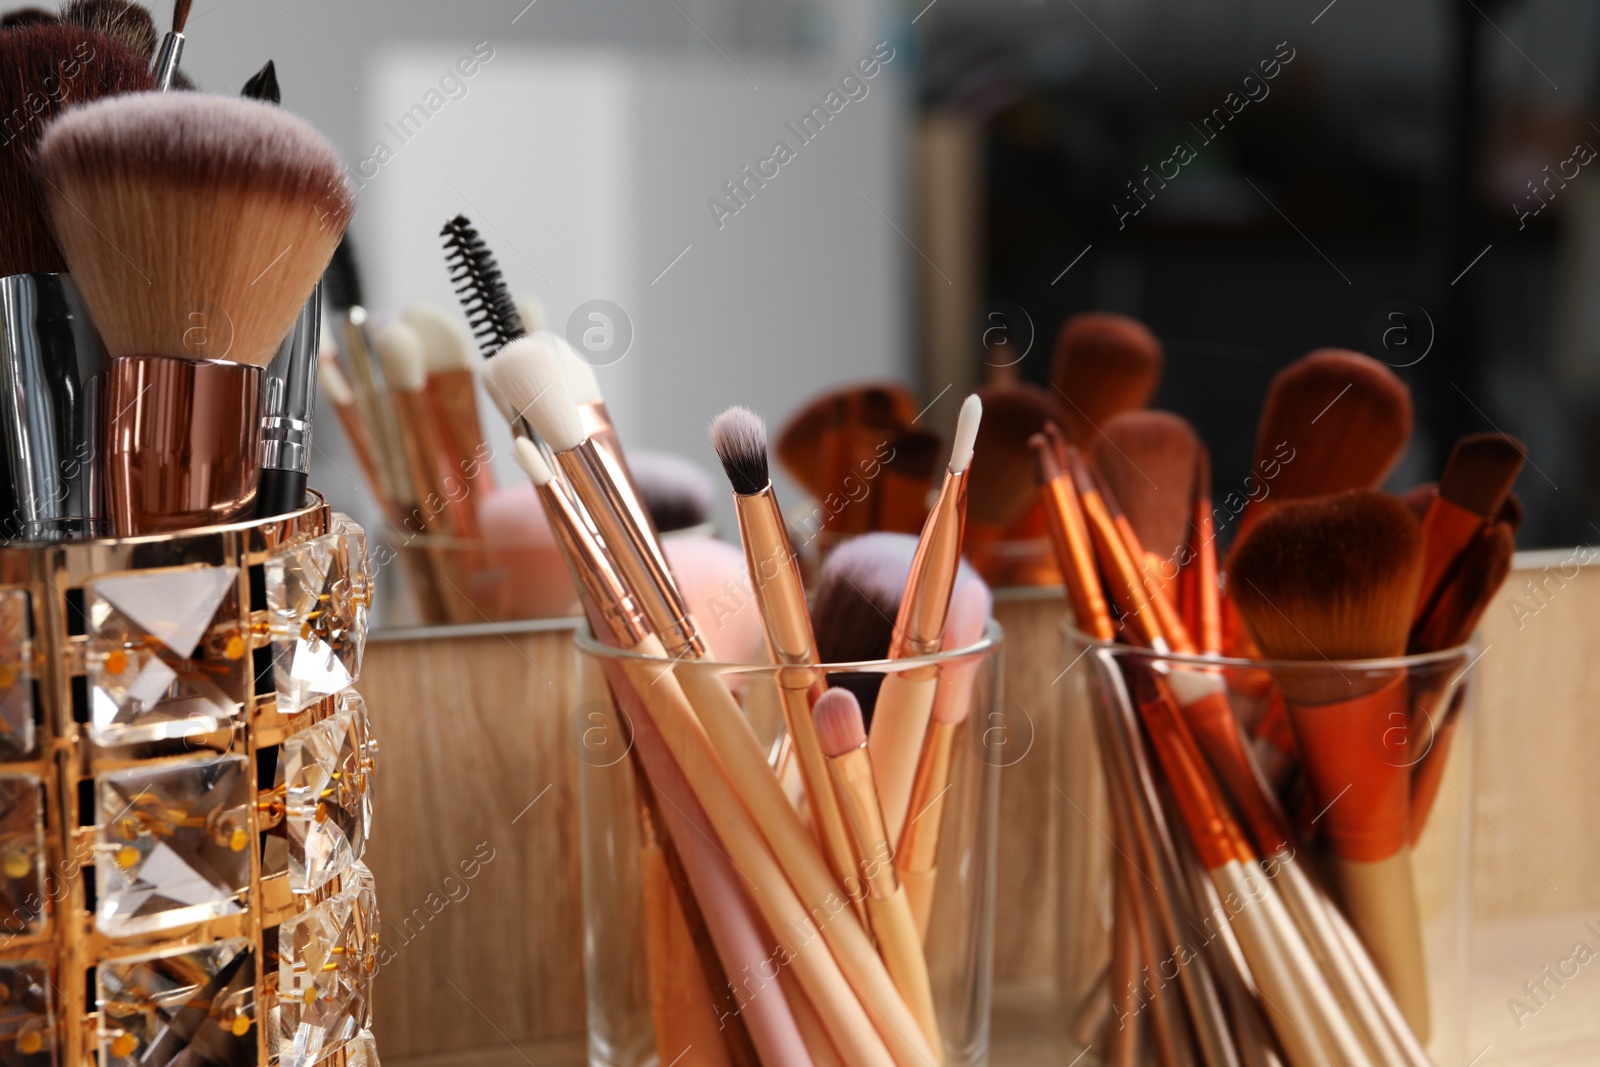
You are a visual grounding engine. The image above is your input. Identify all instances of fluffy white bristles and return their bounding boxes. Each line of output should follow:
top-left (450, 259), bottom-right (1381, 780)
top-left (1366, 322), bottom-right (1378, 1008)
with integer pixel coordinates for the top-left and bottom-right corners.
top-left (950, 393), bottom-right (981, 474)
top-left (319, 353), bottom-right (353, 406)
top-left (480, 335), bottom-right (586, 452)
top-left (403, 302), bottom-right (476, 373)
top-left (374, 321), bottom-right (427, 392)
top-left (551, 332), bottom-right (604, 406)
top-left (513, 437), bottom-right (555, 487)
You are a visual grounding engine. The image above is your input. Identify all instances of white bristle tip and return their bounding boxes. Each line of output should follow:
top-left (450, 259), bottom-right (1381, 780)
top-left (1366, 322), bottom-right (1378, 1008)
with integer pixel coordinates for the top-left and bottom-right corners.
top-left (374, 322), bottom-right (427, 392)
top-left (480, 336), bottom-right (585, 451)
top-left (950, 394), bottom-right (982, 473)
top-left (403, 303), bottom-right (476, 373)
top-left (544, 330), bottom-right (603, 406)
top-left (513, 437), bottom-right (555, 487)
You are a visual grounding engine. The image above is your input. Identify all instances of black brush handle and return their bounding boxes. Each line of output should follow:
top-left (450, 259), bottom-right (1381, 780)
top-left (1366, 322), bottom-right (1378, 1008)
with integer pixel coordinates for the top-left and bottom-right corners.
top-left (255, 466), bottom-right (307, 517)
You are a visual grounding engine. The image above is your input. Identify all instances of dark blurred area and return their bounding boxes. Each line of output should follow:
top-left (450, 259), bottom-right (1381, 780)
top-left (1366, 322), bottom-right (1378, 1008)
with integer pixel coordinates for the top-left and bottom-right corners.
top-left (916, 0), bottom-right (1599, 550)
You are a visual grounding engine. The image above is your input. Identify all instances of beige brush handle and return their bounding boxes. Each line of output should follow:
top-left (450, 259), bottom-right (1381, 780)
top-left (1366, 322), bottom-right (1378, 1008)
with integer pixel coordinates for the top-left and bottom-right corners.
top-left (900, 868), bottom-right (935, 943)
top-left (1323, 895), bottom-right (1436, 1067)
top-left (867, 667), bottom-right (942, 845)
top-left (866, 885), bottom-right (943, 1058)
top-left (616, 647), bottom-right (897, 1067)
top-left (1272, 850), bottom-right (1411, 1066)
top-left (778, 683), bottom-right (863, 911)
top-left (1332, 850), bottom-right (1431, 1043)
top-left (670, 663), bottom-right (937, 1067)
top-left (640, 843), bottom-right (734, 1067)
top-left (780, 963), bottom-right (847, 1067)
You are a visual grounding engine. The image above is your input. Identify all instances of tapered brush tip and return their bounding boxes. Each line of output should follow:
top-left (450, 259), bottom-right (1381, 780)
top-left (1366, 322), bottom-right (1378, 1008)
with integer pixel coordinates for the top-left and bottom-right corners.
top-left (1438, 433), bottom-right (1526, 518)
top-left (480, 335), bottom-right (584, 450)
top-left (171, 0), bottom-right (191, 33)
top-left (375, 322), bottom-right (427, 392)
top-left (950, 393), bottom-right (981, 473)
top-left (513, 437), bottom-right (555, 487)
top-left (403, 302), bottom-right (476, 373)
top-left (1229, 489), bottom-right (1424, 661)
top-left (240, 59), bottom-right (280, 104)
top-left (813, 687), bottom-right (868, 757)
top-left (709, 406), bottom-right (770, 496)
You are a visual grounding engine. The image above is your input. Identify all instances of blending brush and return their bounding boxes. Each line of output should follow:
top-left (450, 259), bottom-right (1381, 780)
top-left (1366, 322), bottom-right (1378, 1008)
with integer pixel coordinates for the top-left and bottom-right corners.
top-left (814, 686), bottom-right (943, 1053)
top-left (151, 0), bottom-right (189, 89)
top-left (35, 92), bottom-right (354, 533)
top-left (494, 379), bottom-right (937, 1067)
top-left (403, 301), bottom-right (495, 501)
top-left (809, 531), bottom-right (918, 715)
top-left (1229, 490), bottom-right (1433, 1040)
top-left (1049, 312), bottom-right (1163, 448)
top-left (708, 404), bottom-right (862, 915)
top-left (1413, 432), bottom-right (1525, 622)
top-left (869, 393), bottom-right (980, 846)
top-left (60, 0), bottom-right (158, 59)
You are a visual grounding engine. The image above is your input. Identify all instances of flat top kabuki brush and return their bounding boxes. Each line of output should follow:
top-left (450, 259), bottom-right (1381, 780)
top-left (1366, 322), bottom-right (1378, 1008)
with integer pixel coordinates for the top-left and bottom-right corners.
top-left (35, 92), bottom-right (354, 533)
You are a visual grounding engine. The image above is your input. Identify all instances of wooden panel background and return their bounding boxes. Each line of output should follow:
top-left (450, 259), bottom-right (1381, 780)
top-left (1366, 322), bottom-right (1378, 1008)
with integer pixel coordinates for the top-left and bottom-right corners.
top-left (359, 556), bottom-right (1600, 1063)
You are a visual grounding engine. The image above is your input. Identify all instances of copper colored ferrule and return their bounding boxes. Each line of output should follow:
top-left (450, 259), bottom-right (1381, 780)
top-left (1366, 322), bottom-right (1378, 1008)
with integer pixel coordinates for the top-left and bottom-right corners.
top-left (102, 354), bottom-right (262, 535)
top-left (537, 477), bottom-right (648, 647)
top-left (733, 486), bottom-right (818, 686)
top-left (556, 439), bottom-right (704, 659)
top-left (579, 398), bottom-right (664, 549)
top-left (888, 466), bottom-right (968, 659)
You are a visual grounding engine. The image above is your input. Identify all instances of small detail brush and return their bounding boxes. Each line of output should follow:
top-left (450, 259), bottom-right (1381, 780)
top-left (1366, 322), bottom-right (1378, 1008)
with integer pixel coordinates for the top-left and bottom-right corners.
top-left (1413, 432), bottom-right (1524, 622)
top-left (814, 687), bottom-right (943, 1055)
top-left (152, 0), bottom-right (191, 89)
top-left (240, 58), bottom-right (280, 103)
top-left (376, 321), bottom-right (477, 539)
top-left (403, 301), bottom-right (495, 501)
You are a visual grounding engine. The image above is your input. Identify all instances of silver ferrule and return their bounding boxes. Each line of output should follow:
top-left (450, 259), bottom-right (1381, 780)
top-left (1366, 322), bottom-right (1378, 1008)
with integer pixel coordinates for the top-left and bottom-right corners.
top-left (259, 286), bottom-right (321, 475)
top-left (153, 32), bottom-right (185, 91)
top-left (0, 274), bottom-right (108, 540)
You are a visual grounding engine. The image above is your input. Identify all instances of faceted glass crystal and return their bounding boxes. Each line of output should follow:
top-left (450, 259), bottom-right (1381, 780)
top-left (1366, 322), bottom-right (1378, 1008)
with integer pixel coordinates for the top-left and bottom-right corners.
top-left (342, 1029), bottom-right (380, 1067)
top-left (0, 960), bottom-right (53, 1067)
top-left (0, 776), bottom-right (45, 937)
top-left (277, 862), bottom-right (379, 1067)
top-left (267, 517), bottom-right (369, 715)
top-left (0, 589), bottom-right (34, 760)
top-left (280, 692), bottom-right (376, 893)
top-left (95, 755), bottom-right (252, 936)
top-left (98, 939), bottom-right (255, 1067)
top-left (85, 565), bottom-right (244, 746)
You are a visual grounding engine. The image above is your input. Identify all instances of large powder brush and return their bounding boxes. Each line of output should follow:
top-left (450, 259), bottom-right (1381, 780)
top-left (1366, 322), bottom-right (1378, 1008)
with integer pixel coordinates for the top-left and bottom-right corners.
top-left (35, 91), bottom-right (355, 532)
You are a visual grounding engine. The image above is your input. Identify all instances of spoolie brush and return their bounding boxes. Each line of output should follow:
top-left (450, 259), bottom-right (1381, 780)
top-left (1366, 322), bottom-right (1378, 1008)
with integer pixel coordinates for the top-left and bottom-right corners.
top-left (1229, 489), bottom-right (1433, 1039)
top-left (151, 0), bottom-right (190, 88)
top-left (441, 214), bottom-right (524, 357)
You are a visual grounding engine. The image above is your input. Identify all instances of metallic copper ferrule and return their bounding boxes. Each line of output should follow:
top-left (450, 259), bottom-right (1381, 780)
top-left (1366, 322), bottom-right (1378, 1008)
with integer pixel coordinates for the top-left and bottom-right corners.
top-left (537, 478), bottom-right (648, 647)
top-left (102, 354), bottom-right (262, 535)
top-left (887, 466), bottom-right (968, 660)
top-left (1040, 471), bottom-right (1115, 643)
top-left (579, 398), bottom-right (665, 548)
top-left (895, 720), bottom-right (957, 873)
top-left (556, 439), bottom-right (703, 658)
top-left (733, 486), bottom-right (819, 687)
top-left (829, 747), bottom-right (900, 900)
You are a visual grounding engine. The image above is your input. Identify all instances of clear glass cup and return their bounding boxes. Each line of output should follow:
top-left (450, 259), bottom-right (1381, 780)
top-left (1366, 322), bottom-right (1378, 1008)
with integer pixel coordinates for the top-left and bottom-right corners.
top-left (1049, 628), bottom-right (1476, 1066)
top-left (574, 622), bottom-right (1006, 1067)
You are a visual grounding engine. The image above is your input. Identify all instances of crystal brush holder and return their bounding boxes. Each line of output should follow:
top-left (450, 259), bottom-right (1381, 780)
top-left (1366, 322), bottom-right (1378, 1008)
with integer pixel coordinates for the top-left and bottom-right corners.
top-left (0, 493), bottom-right (382, 1067)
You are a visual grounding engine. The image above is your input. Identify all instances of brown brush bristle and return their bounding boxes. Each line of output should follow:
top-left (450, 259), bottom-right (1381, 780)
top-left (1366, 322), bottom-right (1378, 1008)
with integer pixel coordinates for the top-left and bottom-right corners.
top-left (1253, 349), bottom-right (1412, 502)
top-left (1410, 521), bottom-right (1514, 653)
top-left (0, 26), bottom-right (153, 275)
top-left (968, 383), bottom-right (1069, 527)
top-left (60, 0), bottom-right (157, 58)
top-left (1400, 482), bottom-right (1436, 523)
top-left (1437, 432), bottom-right (1525, 518)
top-left (1093, 410), bottom-right (1199, 562)
top-left (811, 532), bottom-right (916, 663)
top-left (774, 382), bottom-right (917, 501)
top-left (1229, 490), bottom-right (1424, 667)
top-left (1496, 492), bottom-right (1522, 531)
top-left (813, 687), bottom-right (868, 758)
top-left (2, 8), bottom-right (57, 26)
top-left (170, 0), bottom-right (190, 32)
top-left (35, 92), bottom-right (355, 366)
top-left (1049, 312), bottom-right (1162, 446)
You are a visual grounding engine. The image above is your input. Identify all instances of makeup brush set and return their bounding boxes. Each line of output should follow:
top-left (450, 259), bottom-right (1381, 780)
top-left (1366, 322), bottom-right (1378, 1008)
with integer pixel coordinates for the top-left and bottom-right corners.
top-left (1030, 334), bottom-right (1523, 1064)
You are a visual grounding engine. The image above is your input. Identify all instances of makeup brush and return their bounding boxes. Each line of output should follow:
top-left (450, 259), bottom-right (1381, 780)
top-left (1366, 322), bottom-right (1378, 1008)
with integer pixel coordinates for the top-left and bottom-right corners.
top-left (375, 321), bottom-right (477, 539)
top-left (317, 352), bottom-right (385, 513)
top-left (403, 302), bottom-right (495, 501)
top-left (709, 404), bottom-right (860, 908)
top-left (631, 450), bottom-right (715, 534)
top-left (326, 237), bottom-right (409, 513)
top-left (151, 0), bottom-right (189, 89)
top-left (35, 92), bottom-right (354, 533)
top-left (870, 393), bottom-right (980, 846)
top-left (1239, 350), bottom-right (1412, 535)
top-left (442, 214), bottom-right (524, 357)
top-left (775, 383), bottom-right (920, 536)
top-left (661, 536), bottom-right (767, 664)
top-left (1093, 410), bottom-right (1200, 611)
top-left (1413, 432), bottom-right (1524, 622)
top-left (60, 0), bottom-right (157, 59)
top-left (1049, 312), bottom-right (1163, 447)
top-left (814, 687), bottom-right (943, 1053)
top-left (811, 532), bottom-right (919, 664)
top-left (967, 384), bottom-right (1064, 533)
top-left (1032, 434), bottom-right (1115, 641)
top-left (896, 573), bottom-right (991, 935)
top-left (240, 58), bottom-right (279, 104)
top-left (1229, 490), bottom-right (1433, 1039)
top-left (1187, 443), bottom-right (1223, 655)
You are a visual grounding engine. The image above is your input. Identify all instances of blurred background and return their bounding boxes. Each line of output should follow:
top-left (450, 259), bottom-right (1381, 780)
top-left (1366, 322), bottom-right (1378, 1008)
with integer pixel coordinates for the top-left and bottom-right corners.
top-left (18, 0), bottom-right (1598, 556)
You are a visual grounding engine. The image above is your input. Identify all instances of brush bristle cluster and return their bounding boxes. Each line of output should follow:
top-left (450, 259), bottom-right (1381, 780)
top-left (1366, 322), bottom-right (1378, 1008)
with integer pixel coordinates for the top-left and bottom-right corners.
top-left (61, 0), bottom-right (158, 58)
top-left (1229, 490), bottom-right (1424, 663)
top-left (374, 322), bottom-right (427, 393)
top-left (1095, 410), bottom-right (1200, 561)
top-left (404, 303), bottom-right (477, 373)
top-left (949, 393), bottom-right (982, 474)
top-left (709, 406), bottom-right (770, 496)
top-left (1438, 433), bottom-right (1526, 518)
top-left (968, 384), bottom-right (1068, 527)
top-left (1050, 312), bottom-right (1163, 444)
top-left (241, 58), bottom-right (281, 103)
top-left (479, 335), bottom-right (584, 451)
top-left (34, 92), bottom-right (355, 365)
top-left (441, 215), bottom-right (523, 357)
top-left (811, 532), bottom-right (920, 662)
top-left (813, 687), bottom-right (868, 758)
top-left (170, 0), bottom-right (192, 33)
top-left (630, 450), bottom-right (715, 533)
top-left (0, 25), bottom-right (154, 276)
top-left (512, 437), bottom-right (555, 487)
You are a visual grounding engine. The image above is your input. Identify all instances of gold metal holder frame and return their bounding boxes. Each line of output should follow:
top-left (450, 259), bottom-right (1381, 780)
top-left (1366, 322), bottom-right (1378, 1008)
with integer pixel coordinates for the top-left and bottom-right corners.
top-left (0, 492), bottom-right (380, 1067)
